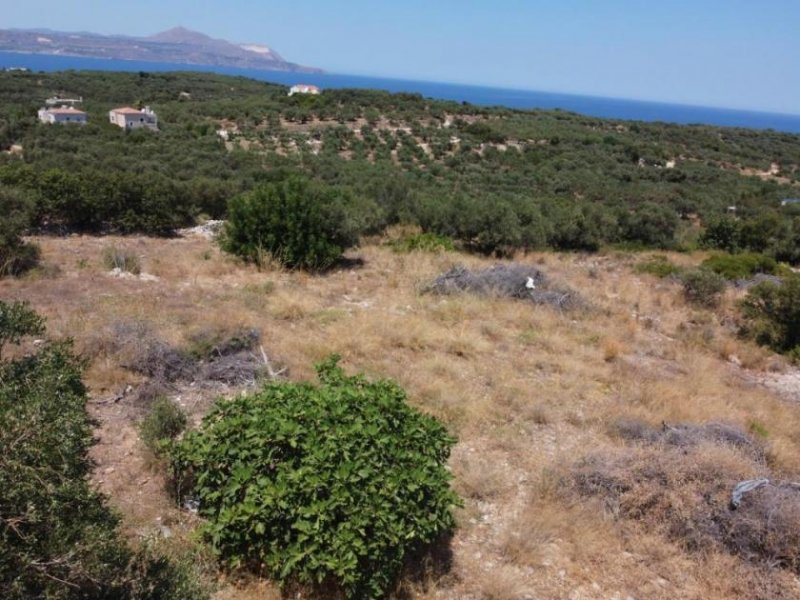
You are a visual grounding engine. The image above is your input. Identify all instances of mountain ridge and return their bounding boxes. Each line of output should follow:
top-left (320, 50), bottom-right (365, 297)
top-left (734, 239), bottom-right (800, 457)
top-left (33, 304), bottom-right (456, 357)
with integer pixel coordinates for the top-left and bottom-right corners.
top-left (0, 26), bottom-right (320, 73)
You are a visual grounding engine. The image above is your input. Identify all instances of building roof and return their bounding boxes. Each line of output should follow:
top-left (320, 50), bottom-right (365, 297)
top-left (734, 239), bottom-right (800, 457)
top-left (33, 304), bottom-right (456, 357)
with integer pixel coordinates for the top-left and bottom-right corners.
top-left (45, 107), bottom-right (86, 116)
top-left (110, 107), bottom-right (146, 115)
top-left (291, 84), bottom-right (320, 91)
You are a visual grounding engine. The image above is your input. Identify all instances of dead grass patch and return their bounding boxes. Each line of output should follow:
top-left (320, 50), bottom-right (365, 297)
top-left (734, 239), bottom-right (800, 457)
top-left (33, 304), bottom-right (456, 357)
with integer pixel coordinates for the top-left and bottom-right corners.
top-left (569, 428), bottom-right (800, 581)
top-left (6, 237), bottom-right (800, 599)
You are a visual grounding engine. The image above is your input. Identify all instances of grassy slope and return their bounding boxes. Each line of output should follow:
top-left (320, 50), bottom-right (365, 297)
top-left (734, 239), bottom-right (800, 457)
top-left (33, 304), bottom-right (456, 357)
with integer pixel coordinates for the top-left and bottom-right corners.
top-left (3, 231), bottom-right (800, 598)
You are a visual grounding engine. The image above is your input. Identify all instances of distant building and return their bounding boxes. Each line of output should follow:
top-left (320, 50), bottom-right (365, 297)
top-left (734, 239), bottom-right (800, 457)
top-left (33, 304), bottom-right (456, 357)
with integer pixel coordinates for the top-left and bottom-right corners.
top-left (45, 96), bottom-right (83, 107)
top-left (781, 198), bottom-right (800, 207)
top-left (37, 106), bottom-right (87, 125)
top-left (109, 106), bottom-right (158, 130)
top-left (288, 84), bottom-right (320, 96)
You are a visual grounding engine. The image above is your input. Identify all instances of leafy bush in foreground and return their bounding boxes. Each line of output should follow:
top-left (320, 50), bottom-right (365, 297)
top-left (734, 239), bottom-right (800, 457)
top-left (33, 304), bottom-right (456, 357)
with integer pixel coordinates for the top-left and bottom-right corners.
top-left (0, 301), bottom-right (206, 599)
top-left (221, 177), bottom-right (367, 270)
top-left (741, 276), bottom-right (800, 358)
top-left (171, 356), bottom-right (459, 598)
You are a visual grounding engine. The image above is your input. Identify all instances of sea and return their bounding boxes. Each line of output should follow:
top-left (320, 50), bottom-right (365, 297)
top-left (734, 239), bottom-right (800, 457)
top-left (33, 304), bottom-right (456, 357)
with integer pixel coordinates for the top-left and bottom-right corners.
top-left (3, 51), bottom-right (800, 134)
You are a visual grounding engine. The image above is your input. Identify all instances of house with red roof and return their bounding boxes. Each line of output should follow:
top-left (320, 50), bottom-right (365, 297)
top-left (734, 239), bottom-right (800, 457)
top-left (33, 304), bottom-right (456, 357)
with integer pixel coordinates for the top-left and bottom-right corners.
top-left (109, 106), bottom-right (159, 131)
top-left (38, 106), bottom-right (87, 125)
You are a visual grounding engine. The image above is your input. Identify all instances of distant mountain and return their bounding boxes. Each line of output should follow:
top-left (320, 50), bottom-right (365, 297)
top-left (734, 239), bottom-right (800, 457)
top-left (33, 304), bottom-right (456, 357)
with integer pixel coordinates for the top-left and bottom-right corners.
top-left (0, 26), bottom-right (321, 73)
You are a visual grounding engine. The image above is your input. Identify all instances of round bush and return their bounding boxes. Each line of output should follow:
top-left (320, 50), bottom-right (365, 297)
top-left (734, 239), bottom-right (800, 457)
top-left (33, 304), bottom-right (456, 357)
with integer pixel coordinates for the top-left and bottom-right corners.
top-left (170, 356), bottom-right (459, 598)
top-left (681, 268), bottom-right (726, 307)
top-left (220, 177), bottom-right (363, 270)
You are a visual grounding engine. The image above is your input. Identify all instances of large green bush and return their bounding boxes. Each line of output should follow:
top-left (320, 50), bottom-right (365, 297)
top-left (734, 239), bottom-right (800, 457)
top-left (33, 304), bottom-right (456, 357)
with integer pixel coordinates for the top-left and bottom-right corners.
top-left (681, 268), bottom-right (726, 307)
top-left (740, 276), bottom-right (800, 358)
top-left (171, 356), bottom-right (459, 598)
top-left (221, 177), bottom-right (366, 270)
top-left (701, 252), bottom-right (780, 280)
top-left (0, 301), bottom-right (206, 599)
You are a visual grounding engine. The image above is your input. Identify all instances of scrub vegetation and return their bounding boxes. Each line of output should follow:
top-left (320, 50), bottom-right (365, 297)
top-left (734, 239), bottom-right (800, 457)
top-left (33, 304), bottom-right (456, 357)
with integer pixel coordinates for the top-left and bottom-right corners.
top-left (2, 69), bottom-right (800, 598)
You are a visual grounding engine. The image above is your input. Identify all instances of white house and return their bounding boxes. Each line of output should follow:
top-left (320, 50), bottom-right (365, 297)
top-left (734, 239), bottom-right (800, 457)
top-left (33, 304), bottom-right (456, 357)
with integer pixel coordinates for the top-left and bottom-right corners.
top-left (37, 106), bottom-right (88, 125)
top-left (288, 84), bottom-right (320, 96)
top-left (109, 106), bottom-right (158, 131)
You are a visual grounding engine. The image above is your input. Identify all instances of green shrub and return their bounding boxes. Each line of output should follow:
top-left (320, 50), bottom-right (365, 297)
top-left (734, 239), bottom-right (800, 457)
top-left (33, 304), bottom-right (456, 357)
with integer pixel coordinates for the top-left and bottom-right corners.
top-left (620, 202), bottom-right (679, 248)
top-left (0, 187), bottom-right (39, 277)
top-left (390, 232), bottom-right (455, 253)
top-left (171, 356), bottom-right (459, 598)
top-left (221, 177), bottom-right (366, 270)
top-left (702, 252), bottom-right (779, 280)
top-left (740, 276), bottom-right (800, 357)
top-left (0, 301), bottom-right (207, 599)
top-left (635, 255), bottom-right (682, 278)
top-left (0, 300), bottom-right (44, 360)
top-left (461, 121), bottom-right (506, 144)
top-left (103, 246), bottom-right (141, 274)
top-left (700, 216), bottom-right (742, 253)
top-left (140, 397), bottom-right (187, 456)
top-left (681, 268), bottom-right (726, 307)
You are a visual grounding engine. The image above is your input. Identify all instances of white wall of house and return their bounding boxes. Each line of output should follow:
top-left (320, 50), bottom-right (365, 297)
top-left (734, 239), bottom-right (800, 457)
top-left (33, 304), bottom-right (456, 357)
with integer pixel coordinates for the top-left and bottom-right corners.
top-left (109, 108), bottom-right (158, 130)
top-left (38, 108), bottom-right (87, 125)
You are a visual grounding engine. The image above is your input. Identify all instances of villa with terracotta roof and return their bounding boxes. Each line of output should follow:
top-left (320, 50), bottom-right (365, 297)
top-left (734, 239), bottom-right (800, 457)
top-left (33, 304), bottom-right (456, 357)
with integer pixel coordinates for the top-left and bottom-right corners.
top-left (38, 106), bottom-right (87, 125)
top-left (109, 106), bottom-right (159, 131)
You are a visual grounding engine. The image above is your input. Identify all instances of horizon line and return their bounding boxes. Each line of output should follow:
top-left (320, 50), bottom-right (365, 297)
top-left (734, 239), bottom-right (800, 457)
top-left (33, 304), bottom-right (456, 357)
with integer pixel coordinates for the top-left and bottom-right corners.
top-left (2, 48), bottom-right (799, 124)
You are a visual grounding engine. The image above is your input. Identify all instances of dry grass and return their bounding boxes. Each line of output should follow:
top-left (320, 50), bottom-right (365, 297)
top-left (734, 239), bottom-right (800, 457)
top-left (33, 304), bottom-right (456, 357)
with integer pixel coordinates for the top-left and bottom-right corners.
top-left (4, 235), bottom-right (800, 598)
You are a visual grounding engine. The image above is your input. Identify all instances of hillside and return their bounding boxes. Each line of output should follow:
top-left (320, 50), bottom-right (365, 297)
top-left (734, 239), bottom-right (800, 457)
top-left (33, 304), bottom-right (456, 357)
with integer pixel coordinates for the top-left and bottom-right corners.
top-left (3, 70), bottom-right (800, 599)
top-left (1, 69), bottom-right (799, 257)
top-left (0, 26), bottom-right (321, 73)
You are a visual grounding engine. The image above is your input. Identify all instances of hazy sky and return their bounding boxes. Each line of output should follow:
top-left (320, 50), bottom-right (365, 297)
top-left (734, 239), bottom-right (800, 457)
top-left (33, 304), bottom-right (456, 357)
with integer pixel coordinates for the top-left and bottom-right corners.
top-left (3, 0), bottom-right (799, 114)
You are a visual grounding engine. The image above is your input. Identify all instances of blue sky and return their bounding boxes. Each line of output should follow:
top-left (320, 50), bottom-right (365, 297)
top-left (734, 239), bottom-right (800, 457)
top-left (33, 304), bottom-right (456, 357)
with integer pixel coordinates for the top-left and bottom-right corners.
top-left (3, 0), bottom-right (799, 114)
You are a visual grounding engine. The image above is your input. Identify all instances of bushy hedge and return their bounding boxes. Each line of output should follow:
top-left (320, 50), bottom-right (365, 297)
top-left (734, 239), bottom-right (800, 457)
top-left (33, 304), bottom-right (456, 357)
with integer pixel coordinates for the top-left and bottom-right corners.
top-left (0, 165), bottom-right (197, 235)
top-left (0, 301), bottom-right (206, 599)
top-left (221, 177), bottom-right (369, 270)
top-left (701, 215), bottom-right (800, 264)
top-left (171, 356), bottom-right (459, 598)
top-left (701, 252), bottom-right (780, 280)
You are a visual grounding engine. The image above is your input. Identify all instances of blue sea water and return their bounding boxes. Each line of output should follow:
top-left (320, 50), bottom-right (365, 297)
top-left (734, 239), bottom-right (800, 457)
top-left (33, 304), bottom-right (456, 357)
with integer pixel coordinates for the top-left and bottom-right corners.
top-left (2, 51), bottom-right (800, 134)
